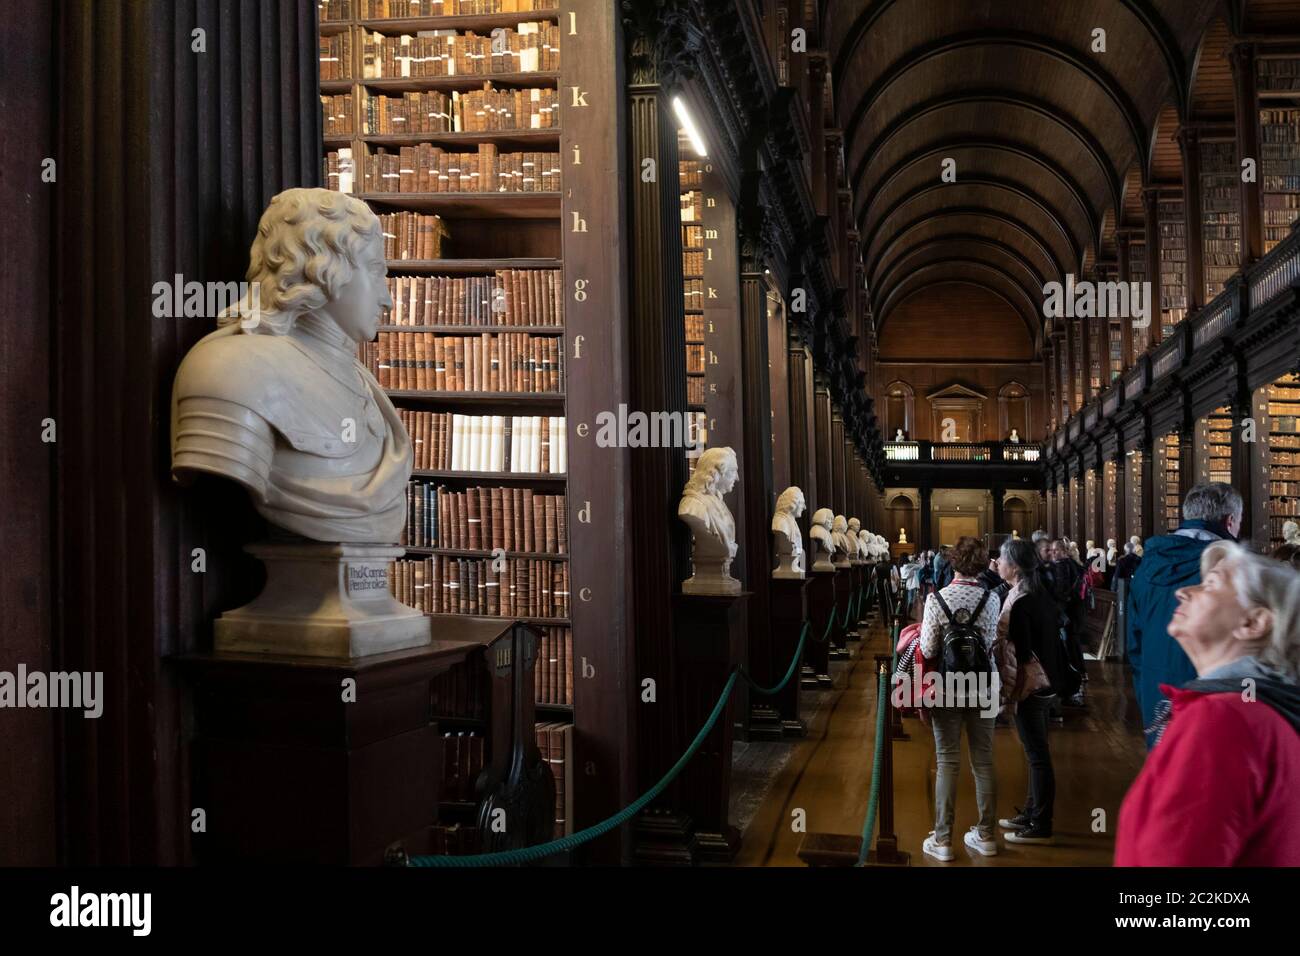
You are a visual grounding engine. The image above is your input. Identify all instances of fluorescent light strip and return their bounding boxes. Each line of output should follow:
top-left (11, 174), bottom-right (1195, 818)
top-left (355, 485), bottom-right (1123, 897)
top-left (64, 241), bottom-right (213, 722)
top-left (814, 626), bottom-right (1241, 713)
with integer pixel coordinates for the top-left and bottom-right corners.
top-left (672, 96), bottom-right (708, 157)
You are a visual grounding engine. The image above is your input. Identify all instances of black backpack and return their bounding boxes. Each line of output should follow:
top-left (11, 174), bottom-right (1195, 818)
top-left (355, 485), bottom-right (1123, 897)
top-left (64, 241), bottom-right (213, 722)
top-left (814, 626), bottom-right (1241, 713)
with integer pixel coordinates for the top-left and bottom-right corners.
top-left (933, 590), bottom-right (993, 676)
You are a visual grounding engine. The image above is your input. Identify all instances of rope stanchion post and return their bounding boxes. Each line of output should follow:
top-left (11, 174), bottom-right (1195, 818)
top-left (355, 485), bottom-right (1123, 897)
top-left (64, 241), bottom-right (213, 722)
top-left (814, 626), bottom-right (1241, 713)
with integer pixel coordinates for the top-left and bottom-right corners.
top-left (862, 655), bottom-right (910, 867)
top-left (888, 616), bottom-right (909, 741)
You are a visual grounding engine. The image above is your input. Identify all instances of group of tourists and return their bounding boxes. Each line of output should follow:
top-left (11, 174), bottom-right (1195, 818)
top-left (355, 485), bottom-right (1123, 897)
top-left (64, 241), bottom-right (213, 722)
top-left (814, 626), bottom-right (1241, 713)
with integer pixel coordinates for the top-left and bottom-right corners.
top-left (895, 481), bottom-right (1300, 866)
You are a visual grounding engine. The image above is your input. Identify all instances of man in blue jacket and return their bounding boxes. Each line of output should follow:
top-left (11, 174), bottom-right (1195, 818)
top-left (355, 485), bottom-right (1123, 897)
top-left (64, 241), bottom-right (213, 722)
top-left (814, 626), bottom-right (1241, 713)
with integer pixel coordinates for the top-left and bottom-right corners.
top-left (1126, 481), bottom-right (1243, 747)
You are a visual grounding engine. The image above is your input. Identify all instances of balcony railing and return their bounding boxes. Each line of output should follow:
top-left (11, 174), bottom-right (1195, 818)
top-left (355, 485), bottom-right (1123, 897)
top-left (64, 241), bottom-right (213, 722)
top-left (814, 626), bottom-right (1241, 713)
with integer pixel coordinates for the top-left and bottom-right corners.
top-left (884, 441), bottom-right (1041, 463)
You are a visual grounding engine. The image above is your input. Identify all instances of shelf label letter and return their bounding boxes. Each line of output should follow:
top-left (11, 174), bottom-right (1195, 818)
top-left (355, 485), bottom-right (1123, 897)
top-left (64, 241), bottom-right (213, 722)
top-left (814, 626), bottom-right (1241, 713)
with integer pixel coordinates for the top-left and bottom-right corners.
top-left (573, 333), bottom-right (585, 357)
top-left (571, 212), bottom-right (588, 233)
top-left (570, 87), bottom-right (588, 108)
top-left (579, 501), bottom-right (592, 523)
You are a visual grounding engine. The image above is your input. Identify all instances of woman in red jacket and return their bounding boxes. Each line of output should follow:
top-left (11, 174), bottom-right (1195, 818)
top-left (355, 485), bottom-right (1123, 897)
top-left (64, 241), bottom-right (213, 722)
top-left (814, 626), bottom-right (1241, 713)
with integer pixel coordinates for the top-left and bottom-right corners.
top-left (1115, 541), bottom-right (1300, 866)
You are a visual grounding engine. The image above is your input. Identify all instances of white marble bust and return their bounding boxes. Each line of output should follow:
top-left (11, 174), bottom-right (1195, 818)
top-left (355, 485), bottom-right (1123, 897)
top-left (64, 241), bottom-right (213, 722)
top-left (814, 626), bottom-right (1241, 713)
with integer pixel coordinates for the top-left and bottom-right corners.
top-left (172, 187), bottom-right (406, 542)
top-left (1284, 520), bottom-right (1300, 546)
top-left (1130, 534), bottom-right (1144, 557)
top-left (771, 486), bottom-right (806, 579)
top-left (845, 518), bottom-right (862, 564)
top-left (810, 507), bottom-right (836, 572)
top-left (169, 188), bottom-right (429, 658)
top-left (1106, 537), bottom-right (1118, 565)
top-left (1008, 428), bottom-right (1020, 443)
top-left (895, 428), bottom-right (905, 442)
top-left (678, 446), bottom-right (740, 595)
top-left (861, 531), bottom-right (874, 561)
top-left (898, 527), bottom-right (908, 544)
top-left (831, 515), bottom-right (853, 568)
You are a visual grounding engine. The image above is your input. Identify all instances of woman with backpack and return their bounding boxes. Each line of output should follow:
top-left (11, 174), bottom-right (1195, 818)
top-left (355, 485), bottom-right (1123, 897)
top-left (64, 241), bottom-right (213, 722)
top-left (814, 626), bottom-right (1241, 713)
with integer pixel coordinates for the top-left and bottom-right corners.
top-left (918, 536), bottom-right (1002, 861)
top-left (995, 538), bottom-right (1066, 846)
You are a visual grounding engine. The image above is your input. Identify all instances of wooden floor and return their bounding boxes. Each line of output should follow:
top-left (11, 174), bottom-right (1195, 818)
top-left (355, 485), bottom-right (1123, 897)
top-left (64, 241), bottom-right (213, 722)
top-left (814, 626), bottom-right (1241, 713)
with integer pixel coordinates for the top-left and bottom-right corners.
top-left (733, 616), bottom-right (1148, 867)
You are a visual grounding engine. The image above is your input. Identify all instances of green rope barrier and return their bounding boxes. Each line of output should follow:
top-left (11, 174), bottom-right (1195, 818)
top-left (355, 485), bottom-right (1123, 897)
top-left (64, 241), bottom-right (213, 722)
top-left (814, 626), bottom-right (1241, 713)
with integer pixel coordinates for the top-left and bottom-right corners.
top-left (819, 603), bottom-right (837, 642)
top-left (408, 620), bottom-right (812, 868)
top-left (856, 664), bottom-right (891, 866)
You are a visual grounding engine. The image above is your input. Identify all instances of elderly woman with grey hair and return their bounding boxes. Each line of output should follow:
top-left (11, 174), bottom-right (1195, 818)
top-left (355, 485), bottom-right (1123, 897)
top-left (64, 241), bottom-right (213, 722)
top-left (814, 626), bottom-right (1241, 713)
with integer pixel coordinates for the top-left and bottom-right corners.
top-left (1115, 543), bottom-right (1300, 866)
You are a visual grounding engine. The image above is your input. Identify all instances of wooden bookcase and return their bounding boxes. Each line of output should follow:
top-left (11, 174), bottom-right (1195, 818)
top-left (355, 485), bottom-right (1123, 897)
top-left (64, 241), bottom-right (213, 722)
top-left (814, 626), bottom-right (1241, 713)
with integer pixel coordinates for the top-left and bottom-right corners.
top-left (1195, 406), bottom-right (1234, 486)
top-left (1126, 449), bottom-right (1144, 542)
top-left (1103, 457), bottom-right (1118, 546)
top-left (1156, 430), bottom-right (1182, 531)
top-left (680, 155), bottom-right (707, 469)
top-left (1157, 197), bottom-right (1188, 340)
top-left (317, 0), bottom-right (627, 852)
top-left (1199, 139), bottom-right (1241, 303)
top-left (1256, 372), bottom-right (1300, 550)
top-left (1259, 55), bottom-right (1300, 254)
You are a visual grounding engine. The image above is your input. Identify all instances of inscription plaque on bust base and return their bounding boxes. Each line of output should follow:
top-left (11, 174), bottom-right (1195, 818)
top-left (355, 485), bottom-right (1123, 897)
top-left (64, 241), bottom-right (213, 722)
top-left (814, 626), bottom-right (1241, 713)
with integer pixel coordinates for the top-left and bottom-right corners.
top-left (214, 541), bottom-right (432, 659)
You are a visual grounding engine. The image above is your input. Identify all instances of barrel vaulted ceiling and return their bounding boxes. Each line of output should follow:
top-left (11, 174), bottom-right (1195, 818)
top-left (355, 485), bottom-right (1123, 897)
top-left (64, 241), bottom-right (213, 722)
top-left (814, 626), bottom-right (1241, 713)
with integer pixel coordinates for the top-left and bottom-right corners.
top-left (823, 0), bottom-right (1229, 350)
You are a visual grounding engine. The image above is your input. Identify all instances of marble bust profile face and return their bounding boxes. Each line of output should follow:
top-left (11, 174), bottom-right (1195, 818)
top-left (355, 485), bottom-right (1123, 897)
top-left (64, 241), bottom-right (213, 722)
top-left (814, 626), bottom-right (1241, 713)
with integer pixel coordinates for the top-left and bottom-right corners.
top-left (171, 187), bottom-right (409, 543)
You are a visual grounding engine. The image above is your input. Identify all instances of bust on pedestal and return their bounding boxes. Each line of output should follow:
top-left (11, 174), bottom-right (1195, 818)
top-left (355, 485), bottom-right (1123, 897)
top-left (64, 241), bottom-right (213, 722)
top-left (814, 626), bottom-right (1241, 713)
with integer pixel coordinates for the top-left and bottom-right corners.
top-left (898, 527), bottom-right (908, 545)
top-left (831, 515), bottom-right (853, 568)
top-left (845, 518), bottom-right (863, 565)
top-left (771, 486), bottom-right (806, 579)
top-left (171, 187), bottom-right (430, 659)
top-left (678, 446), bottom-right (741, 595)
top-left (810, 508), bottom-right (837, 571)
top-left (1284, 520), bottom-right (1300, 546)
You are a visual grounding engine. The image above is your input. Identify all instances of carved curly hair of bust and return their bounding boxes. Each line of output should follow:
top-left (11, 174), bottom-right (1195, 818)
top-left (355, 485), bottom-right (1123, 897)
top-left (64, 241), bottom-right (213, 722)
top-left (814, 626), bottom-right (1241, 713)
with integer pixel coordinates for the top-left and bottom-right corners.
top-left (218, 187), bottom-right (381, 335)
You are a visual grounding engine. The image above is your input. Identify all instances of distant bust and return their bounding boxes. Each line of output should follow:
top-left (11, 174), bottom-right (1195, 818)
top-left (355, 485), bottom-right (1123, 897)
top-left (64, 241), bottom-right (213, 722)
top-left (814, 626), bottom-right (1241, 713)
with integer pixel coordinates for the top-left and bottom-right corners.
top-left (810, 508), bottom-right (836, 571)
top-left (895, 428), bottom-right (905, 442)
top-left (1285, 520), bottom-right (1300, 546)
top-left (171, 188), bottom-right (407, 542)
top-left (1130, 534), bottom-right (1144, 557)
top-left (772, 486), bottom-right (807, 579)
top-left (898, 527), bottom-right (908, 544)
top-left (678, 446), bottom-right (740, 594)
top-left (845, 518), bottom-right (861, 564)
top-left (1106, 537), bottom-right (1118, 564)
top-left (1008, 428), bottom-right (1021, 443)
top-left (832, 515), bottom-right (852, 567)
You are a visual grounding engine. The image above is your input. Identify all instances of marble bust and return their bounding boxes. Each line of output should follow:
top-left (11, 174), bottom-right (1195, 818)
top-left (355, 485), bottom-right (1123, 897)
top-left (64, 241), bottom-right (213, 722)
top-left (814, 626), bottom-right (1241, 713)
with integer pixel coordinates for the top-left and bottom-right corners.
top-left (845, 518), bottom-right (862, 565)
top-left (1008, 428), bottom-right (1020, 443)
top-left (170, 187), bottom-right (430, 658)
top-left (860, 530), bottom-right (873, 562)
top-left (1106, 537), bottom-right (1118, 565)
top-left (771, 486), bottom-right (806, 579)
top-left (898, 527), bottom-right (908, 544)
top-left (678, 446), bottom-right (741, 594)
top-left (895, 428), bottom-right (905, 442)
top-left (1284, 520), bottom-right (1300, 546)
top-left (831, 515), bottom-right (853, 568)
top-left (810, 507), bottom-right (837, 572)
top-left (1130, 534), bottom-right (1144, 557)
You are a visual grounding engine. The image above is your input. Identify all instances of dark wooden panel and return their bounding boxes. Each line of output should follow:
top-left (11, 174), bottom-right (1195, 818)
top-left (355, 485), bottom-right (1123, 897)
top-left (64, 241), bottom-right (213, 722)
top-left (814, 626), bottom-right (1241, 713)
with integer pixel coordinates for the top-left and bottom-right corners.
top-left (878, 282), bottom-right (1035, 360)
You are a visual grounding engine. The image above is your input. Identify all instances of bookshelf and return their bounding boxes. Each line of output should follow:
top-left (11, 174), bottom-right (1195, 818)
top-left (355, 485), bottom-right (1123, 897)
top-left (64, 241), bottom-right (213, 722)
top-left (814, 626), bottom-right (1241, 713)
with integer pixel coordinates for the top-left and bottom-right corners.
top-left (1157, 430), bottom-right (1181, 530)
top-left (681, 158), bottom-right (707, 434)
top-left (1199, 140), bottom-right (1241, 302)
top-left (1108, 319), bottom-right (1123, 383)
top-left (1157, 198), bottom-right (1188, 340)
top-left (319, 0), bottom-right (580, 844)
top-left (1196, 406), bottom-right (1234, 486)
top-left (1259, 55), bottom-right (1300, 255)
top-left (1258, 372), bottom-right (1300, 550)
top-left (1103, 458), bottom-right (1118, 545)
top-left (1126, 449), bottom-right (1144, 541)
top-left (1071, 320), bottom-right (1084, 410)
top-left (1084, 467), bottom-right (1098, 544)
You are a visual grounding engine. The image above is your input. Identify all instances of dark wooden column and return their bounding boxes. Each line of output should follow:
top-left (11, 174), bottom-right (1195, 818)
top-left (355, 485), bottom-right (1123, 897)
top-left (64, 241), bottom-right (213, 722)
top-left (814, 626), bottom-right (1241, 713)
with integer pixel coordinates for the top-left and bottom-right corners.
top-left (1230, 44), bottom-right (1265, 267)
top-left (1229, 363), bottom-right (1255, 543)
top-left (1116, 233), bottom-right (1135, 369)
top-left (47, 0), bottom-right (321, 865)
top-left (808, 53), bottom-right (827, 216)
top-left (1044, 338), bottom-right (1057, 431)
top-left (1081, 310), bottom-right (1096, 404)
top-left (919, 485), bottom-right (933, 551)
top-left (991, 485), bottom-right (1005, 536)
top-left (1178, 126), bottom-right (1206, 314)
top-left (831, 405), bottom-right (847, 514)
top-left (625, 28), bottom-right (690, 819)
top-left (1062, 318), bottom-right (1076, 416)
top-left (1143, 186), bottom-right (1163, 349)
top-left (1113, 449), bottom-right (1128, 549)
top-left (788, 333), bottom-right (817, 539)
top-left (814, 374), bottom-right (834, 514)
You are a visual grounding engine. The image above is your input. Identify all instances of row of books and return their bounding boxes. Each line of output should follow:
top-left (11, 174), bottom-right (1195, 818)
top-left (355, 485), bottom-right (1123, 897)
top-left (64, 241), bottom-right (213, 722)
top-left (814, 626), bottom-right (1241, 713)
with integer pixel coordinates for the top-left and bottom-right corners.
top-left (681, 224), bottom-right (702, 246)
top-left (360, 25), bottom-right (560, 78)
top-left (687, 376), bottom-right (705, 406)
top-left (680, 160), bottom-right (704, 188)
top-left (378, 210), bottom-right (449, 260)
top-left (325, 147), bottom-right (359, 194)
top-left (1258, 58), bottom-right (1300, 91)
top-left (363, 144), bottom-right (560, 192)
top-left (397, 410), bottom-right (567, 472)
top-left (322, 94), bottom-right (355, 135)
top-left (684, 277), bottom-right (704, 307)
top-left (1270, 482), bottom-right (1300, 496)
top-left (1266, 402), bottom-right (1300, 415)
top-left (535, 630), bottom-right (572, 707)
top-left (686, 344), bottom-right (705, 374)
top-left (364, 87), bottom-right (557, 133)
top-left (320, 32), bottom-right (354, 80)
top-left (320, 1), bottom-right (353, 21)
top-left (686, 314), bottom-right (704, 341)
top-left (442, 731), bottom-right (486, 803)
top-left (392, 555), bottom-right (571, 618)
top-left (364, 0), bottom-right (554, 17)
top-left (680, 190), bottom-right (704, 222)
top-left (381, 272), bottom-right (564, 326)
top-left (682, 250), bottom-right (705, 275)
top-left (536, 720), bottom-right (574, 838)
top-left (404, 482), bottom-right (567, 553)
top-left (359, 331), bottom-right (563, 392)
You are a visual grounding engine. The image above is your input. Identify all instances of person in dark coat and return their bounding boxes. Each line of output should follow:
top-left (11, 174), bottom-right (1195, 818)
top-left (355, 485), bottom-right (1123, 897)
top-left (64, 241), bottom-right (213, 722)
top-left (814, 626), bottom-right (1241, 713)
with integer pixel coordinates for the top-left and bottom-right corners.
top-left (1113, 540), bottom-right (1142, 582)
top-left (1127, 482), bottom-right (1243, 748)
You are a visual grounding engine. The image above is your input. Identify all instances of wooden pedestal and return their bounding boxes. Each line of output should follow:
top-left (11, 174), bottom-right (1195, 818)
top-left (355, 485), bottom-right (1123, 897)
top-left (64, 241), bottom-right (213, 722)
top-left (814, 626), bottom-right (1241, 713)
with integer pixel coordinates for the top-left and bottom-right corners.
top-left (172, 623), bottom-right (507, 865)
top-left (762, 577), bottom-right (809, 737)
top-left (831, 567), bottom-right (852, 660)
top-left (672, 591), bottom-right (749, 863)
top-left (846, 564), bottom-right (863, 640)
top-left (805, 571), bottom-right (835, 686)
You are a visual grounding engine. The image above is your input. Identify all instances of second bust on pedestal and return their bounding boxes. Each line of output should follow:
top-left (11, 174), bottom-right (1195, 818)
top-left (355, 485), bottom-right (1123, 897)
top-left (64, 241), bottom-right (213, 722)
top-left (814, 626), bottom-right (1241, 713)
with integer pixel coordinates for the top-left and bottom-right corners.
top-left (678, 446), bottom-right (741, 595)
top-left (771, 486), bottom-right (806, 578)
top-left (810, 507), bottom-right (837, 571)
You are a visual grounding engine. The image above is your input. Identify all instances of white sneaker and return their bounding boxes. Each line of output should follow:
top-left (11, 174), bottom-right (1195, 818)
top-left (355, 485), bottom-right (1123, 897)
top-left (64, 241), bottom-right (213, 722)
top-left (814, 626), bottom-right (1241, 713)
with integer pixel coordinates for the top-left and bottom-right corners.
top-left (922, 832), bottom-right (954, 862)
top-left (964, 827), bottom-right (998, 857)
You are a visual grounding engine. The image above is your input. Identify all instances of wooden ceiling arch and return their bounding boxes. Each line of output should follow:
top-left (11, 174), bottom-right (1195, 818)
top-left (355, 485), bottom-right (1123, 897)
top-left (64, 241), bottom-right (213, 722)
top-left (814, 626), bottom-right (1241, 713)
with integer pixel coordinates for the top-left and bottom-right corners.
top-left (874, 254), bottom-right (1043, 328)
top-left (878, 264), bottom-right (1043, 345)
top-left (863, 176), bottom-right (1083, 273)
top-left (858, 137), bottom-right (1099, 247)
top-left (872, 237), bottom-right (1045, 314)
top-left (871, 213), bottom-right (1060, 292)
top-left (865, 205), bottom-right (1067, 288)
